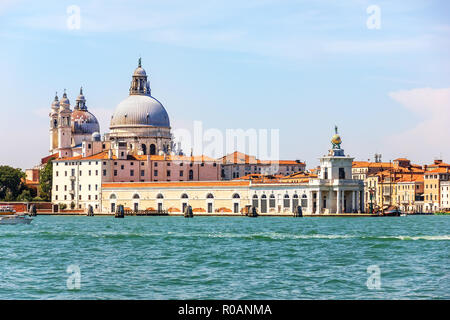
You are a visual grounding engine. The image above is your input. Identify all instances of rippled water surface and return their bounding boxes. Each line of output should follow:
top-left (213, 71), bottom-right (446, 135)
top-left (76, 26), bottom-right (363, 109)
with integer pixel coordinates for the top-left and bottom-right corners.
top-left (0, 215), bottom-right (448, 299)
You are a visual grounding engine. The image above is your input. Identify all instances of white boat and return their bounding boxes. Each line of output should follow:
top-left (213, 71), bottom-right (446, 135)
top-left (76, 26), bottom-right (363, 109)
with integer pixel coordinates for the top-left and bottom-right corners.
top-left (0, 214), bottom-right (33, 225)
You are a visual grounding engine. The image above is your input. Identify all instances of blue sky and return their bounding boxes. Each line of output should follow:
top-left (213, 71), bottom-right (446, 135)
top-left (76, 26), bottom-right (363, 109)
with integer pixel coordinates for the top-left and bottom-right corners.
top-left (0, 0), bottom-right (449, 169)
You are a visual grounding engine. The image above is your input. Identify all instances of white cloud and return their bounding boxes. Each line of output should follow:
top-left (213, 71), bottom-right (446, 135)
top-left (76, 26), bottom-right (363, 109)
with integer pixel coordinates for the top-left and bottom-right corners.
top-left (386, 87), bottom-right (450, 162)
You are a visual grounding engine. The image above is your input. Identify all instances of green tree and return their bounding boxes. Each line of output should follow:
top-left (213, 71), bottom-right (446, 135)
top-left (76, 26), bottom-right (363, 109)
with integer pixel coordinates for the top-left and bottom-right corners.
top-left (0, 165), bottom-right (25, 200)
top-left (17, 189), bottom-right (33, 202)
top-left (39, 159), bottom-right (54, 201)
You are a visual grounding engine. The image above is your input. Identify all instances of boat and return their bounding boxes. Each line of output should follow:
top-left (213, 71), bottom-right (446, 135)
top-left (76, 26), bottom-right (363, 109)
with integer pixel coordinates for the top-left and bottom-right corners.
top-left (0, 214), bottom-right (33, 225)
top-left (400, 213), bottom-right (407, 217)
top-left (0, 205), bottom-right (16, 215)
top-left (382, 208), bottom-right (402, 217)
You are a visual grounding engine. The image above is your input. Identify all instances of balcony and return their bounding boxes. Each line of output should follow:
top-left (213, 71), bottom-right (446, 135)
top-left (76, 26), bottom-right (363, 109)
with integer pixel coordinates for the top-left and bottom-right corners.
top-left (70, 176), bottom-right (76, 181)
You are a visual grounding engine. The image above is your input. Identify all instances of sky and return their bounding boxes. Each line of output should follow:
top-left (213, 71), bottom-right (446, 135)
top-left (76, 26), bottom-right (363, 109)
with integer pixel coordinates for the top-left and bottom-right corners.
top-left (0, 0), bottom-right (449, 170)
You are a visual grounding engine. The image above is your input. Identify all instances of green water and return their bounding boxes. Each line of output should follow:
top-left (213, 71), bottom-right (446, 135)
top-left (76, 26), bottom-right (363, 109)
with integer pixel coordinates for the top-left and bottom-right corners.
top-left (0, 215), bottom-right (448, 299)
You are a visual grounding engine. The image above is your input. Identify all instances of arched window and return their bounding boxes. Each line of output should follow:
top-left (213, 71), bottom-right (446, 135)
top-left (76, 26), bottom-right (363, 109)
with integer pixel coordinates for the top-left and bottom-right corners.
top-left (269, 194), bottom-right (276, 208)
top-left (150, 144), bottom-right (156, 155)
top-left (260, 194), bottom-right (267, 213)
top-left (292, 194), bottom-right (299, 211)
top-left (109, 194), bottom-right (117, 200)
top-left (189, 170), bottom-right (194, 180)
top-left (252, 194), bottom-right (258, 208)
top-left (132, 194), bottom-right (140, 199)
top-left (142, 144), bottom-right (147, 155)
top-left (207, 193), bottom-right (214, 199)
top-left (283, 194), bottom-right (290, 208)
top-left (181, 193), bottom-right (189, 199)
top-left (232, 193), bottom-right (240, 199)
top-left (156, 193), bottom-right (164, 199)
top-left (301, 194), bottom-right (308, 207)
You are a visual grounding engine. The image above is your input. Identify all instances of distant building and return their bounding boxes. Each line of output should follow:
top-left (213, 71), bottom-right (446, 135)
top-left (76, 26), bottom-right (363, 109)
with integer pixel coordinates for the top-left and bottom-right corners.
top-left (220, 151), bottom-right (306, 180)
top-left (102, 128), bottom-right (364, 215)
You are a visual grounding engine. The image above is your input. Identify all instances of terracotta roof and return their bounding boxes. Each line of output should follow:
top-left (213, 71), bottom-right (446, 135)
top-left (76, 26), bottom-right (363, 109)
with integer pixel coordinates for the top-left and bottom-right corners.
top-left (425, 168), bottom-right (450, 174)
top-left (57, 151), bottom-right (220, 163)
top-left (102, 180), bottom-right (250, 189)
top-left (219, 151), bottom-right (304, 166)
top-left (41, 153), bottom-right (59, 164)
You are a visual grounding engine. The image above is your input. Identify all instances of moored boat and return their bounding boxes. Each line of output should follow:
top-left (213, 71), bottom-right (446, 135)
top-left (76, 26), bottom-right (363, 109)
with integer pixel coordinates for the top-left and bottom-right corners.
top-left (382, 208), bottom-right (402, 217)
top-left (0, 205), bottom-right (16, 216)
top-left (0, 214), bottom-right (33, 225)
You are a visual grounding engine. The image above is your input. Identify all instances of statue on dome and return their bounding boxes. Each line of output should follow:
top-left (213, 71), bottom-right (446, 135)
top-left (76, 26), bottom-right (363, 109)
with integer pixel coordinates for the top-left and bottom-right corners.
top-left (331, 125), bottom-right (342, 149)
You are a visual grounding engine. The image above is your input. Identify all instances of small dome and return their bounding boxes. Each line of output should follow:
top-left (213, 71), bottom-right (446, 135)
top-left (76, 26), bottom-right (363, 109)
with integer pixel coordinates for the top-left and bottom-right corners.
top-left (51, 96), bottom-right (60, 109)
top-left (72, 109), bottom-right (100, 135)
top-left (133, 67), bottom-right (147, 76)
top-left (76, 93), bottom-right (86, 101)
top-left (60, 92), bottom-right (70, 108)
top-left (92, 132), bottom-right (101, 141)
top-left (110, 95), bottom-right (170, 128)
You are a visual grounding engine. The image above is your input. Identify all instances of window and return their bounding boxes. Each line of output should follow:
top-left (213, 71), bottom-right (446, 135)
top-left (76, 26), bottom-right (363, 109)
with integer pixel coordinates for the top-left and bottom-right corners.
top-left (56, 171), bottom-right (59, 177)
top-left (189, 170), bottom-right (194, 180)
top-left (180, 171), bottom-right (184, 177)
top-left (208, 203), bottom-right (213, 213)
top-left (55, 185), bottom-right (58, 191)
top-left (167, 170), bottom-right (171, 177)
top-left (284, 194), bottom-right (290, 208)
top-left (130, 170), bottom-right (134, 176)
top-left (157, 193), bottom-right (164, 199)
top-left (89, 170), bottom-right (91, 176)
top-left (141, 170), bottom-right (145, 177)
top-left (114, 170), bottom-right (117, 176)
top-left (103, 170), bottom-right (106, 176)
top-left (181, 193), bottom-right (188, 199)
top-left (339, 168), bottom-right (345, 179)
top-left (154, 170), bottom-right (158, 177)
top-left (207, 193), bottom-right (214, 199)
top-left (120, 165), bottom-right (124, 170)
top-left (269, 194), bottom-right (275, 208)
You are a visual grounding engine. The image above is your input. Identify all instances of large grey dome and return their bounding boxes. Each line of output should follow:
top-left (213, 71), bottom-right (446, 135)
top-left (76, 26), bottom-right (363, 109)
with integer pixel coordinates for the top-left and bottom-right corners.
top-left (110, 95), bottom-right (170, 128)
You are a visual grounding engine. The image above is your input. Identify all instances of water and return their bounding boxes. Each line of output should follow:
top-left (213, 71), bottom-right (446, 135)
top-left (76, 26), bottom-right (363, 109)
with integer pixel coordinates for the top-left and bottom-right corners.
top-left (0, 215), bottom-right (448, 299)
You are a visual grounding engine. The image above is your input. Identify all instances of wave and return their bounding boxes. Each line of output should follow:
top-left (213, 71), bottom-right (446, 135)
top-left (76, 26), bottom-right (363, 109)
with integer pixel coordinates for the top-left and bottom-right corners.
top-left (2, 229), bottom-right (448, 241)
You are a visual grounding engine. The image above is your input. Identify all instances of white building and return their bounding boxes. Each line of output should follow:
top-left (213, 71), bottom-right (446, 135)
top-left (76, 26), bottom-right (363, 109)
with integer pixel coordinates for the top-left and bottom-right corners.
top-left (440, 181), bottom-right (450, 210)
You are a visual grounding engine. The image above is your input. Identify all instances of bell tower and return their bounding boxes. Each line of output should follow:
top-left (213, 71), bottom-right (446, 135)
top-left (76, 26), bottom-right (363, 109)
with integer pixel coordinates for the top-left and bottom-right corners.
top-left (49, 93), bottom-right (60, 154)
top-left (57, 90), bottom-right (73, 158)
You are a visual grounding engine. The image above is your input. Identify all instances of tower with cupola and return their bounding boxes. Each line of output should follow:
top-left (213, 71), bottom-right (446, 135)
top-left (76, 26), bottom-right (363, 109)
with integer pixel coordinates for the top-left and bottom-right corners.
top-left (57, 90), bottom-right (73, 157)
top-left (49, 93), bottom-right (60, 153)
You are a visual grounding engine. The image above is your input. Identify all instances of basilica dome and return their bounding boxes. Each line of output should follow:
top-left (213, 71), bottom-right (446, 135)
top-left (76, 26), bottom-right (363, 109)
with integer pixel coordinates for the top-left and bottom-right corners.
top-left (72, 109), bottom-right (100, 135)
top-left (110, 95), bottom-right (170, 128)
top-left (110, 58), bottom-right (170, 130)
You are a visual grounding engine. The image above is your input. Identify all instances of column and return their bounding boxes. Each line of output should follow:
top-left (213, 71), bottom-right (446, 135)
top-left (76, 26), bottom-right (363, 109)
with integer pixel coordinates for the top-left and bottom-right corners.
top-left (328, 189), bottom-right (333, 214)
top-left (357, 189), bottom-right (361, 213)
top-left (360, 190), bottom-right (364, 213)
top-left (308, 191), bottom-right (314, 214)
top-left (317, 190), bottom-right (322, 214)
top-left (352, 191), bottom-right (356, 213)
top-left (336, 189), bottom-right (341, 214)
